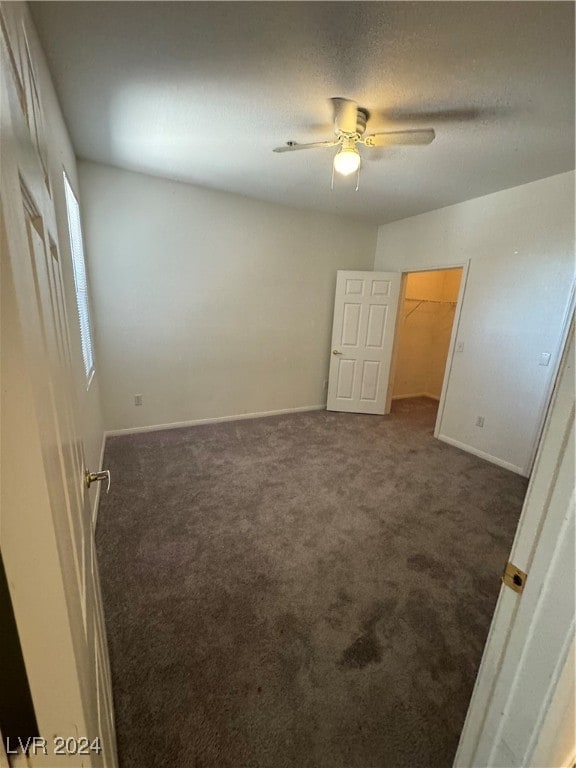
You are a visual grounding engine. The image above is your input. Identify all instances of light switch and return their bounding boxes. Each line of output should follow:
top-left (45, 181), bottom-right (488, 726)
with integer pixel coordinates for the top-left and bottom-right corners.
top-left (456, 341), bottom-right (464, 353)
top-left (539, 352), bottom-right (551, 367)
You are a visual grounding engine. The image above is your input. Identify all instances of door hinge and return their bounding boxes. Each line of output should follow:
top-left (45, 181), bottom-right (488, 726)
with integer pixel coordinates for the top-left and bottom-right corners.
top-left (502, 561), bottom-right (527, 593)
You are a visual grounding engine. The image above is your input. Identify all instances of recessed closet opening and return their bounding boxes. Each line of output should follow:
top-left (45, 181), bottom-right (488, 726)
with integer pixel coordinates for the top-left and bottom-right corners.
top-left (390, 267), bottom-right (463, 424)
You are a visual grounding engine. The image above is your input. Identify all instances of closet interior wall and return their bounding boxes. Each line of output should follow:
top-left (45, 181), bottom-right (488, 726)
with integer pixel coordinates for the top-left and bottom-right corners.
top-left (392, 269), bottom-right (462, 401)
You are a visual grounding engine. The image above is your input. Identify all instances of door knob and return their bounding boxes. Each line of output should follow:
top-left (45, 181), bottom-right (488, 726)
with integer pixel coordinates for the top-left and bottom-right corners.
top-left (332, 349), bottom-right (343, 355)
top-left (85, 469), bottom-right (111, 493)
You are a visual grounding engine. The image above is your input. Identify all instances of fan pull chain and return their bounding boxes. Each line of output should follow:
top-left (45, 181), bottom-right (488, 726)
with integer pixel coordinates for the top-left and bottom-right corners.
top-left (330, 162), bottom-right (335, 191)
top-left (355, 167), bottom-right (360, 192)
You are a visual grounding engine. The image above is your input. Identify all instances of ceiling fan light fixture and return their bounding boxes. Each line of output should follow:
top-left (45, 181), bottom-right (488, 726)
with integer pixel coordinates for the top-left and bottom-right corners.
top-left (333, 146), bottom-right (361, 176)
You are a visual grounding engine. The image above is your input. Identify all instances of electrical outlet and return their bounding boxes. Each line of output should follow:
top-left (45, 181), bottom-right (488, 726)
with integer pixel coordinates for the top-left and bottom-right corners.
top-left (475, 416), bottom-right (484, 428)
top-left (456, 341), bottom-right (465, 353)
top-left (134, 394), bottom-right (143, 406)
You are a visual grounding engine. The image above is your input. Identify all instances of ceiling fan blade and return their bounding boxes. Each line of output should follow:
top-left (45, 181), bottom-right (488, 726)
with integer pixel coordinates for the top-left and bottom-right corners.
top-left (331, 98), bottom-right (358, 134)
top-left (273, 140), bottom-right (339, 153)
top-left (363, 129), bottom-right (436, 147)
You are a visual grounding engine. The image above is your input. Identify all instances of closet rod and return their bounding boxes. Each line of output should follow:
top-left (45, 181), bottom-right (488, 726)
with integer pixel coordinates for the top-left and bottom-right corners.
top-left (404, 298), bottom-right (456, 304)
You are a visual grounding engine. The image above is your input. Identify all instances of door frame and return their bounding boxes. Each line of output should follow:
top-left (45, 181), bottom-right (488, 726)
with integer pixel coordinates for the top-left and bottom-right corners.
top-left (385, 260), bottom-right (470, 438)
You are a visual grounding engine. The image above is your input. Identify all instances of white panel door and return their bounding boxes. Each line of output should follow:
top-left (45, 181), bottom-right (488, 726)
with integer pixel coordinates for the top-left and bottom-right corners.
top-left (327, 271), bottom-right (401, 414)
top-left (1, 6), bottom-right (116, 766)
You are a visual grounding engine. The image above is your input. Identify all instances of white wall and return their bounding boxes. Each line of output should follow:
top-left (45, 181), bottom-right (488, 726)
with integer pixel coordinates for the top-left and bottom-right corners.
top-left (375, 172), bottom-right (575, 476)
top-left (79, 161), bottom-right (378, 431)
top-left (393, 269), bottom-right (461, 400)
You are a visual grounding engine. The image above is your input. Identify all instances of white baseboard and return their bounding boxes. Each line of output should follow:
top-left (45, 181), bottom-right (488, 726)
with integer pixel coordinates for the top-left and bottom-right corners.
top-left (105, 404), bottom-right (326, 438)
top-left (92, 431), bottom-right (107, 528)
top-left (392, 392), bottom-right (441, 402)
top-left (438, 433), bottom-right (527, 476)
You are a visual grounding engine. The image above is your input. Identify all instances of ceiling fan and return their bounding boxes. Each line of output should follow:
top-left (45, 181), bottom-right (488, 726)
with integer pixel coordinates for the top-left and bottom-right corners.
top-left (273, 98), bottom-right (435, 187)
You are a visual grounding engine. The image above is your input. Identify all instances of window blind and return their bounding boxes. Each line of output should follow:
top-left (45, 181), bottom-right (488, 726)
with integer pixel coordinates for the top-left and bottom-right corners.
top-left (63, 172), bottom-right (95, 384)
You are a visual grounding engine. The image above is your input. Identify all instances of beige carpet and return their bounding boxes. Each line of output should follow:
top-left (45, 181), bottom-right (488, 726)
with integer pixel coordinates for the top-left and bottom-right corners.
top-left (96, 397), bottom-right (527, 767)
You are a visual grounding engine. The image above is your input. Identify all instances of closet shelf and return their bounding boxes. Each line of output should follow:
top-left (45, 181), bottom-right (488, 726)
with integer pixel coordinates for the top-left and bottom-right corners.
top-left (404, 298), bottom-right (457, 320)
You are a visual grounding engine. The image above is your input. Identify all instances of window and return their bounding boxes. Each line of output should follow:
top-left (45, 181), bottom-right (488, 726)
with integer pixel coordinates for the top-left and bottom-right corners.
top-left (63, 171), bottom-right (95, 386)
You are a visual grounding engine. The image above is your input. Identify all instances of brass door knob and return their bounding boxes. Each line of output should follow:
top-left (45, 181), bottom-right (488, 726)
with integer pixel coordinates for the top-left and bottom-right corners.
top-left (85, 469), bottom-right (111, 493)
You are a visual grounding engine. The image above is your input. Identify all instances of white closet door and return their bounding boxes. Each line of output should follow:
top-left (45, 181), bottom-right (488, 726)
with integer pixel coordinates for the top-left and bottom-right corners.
top-left (327, 271), bottom-right (401, 414)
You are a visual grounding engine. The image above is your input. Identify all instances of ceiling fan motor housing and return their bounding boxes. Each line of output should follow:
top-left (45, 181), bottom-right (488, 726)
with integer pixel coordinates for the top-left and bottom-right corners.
top-left (356, 107), bottom-right (369, 136)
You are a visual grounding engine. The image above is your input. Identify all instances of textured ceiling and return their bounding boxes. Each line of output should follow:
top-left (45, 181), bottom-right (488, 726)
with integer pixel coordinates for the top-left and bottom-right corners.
top-left (31, 2), bottom-right (575, 223)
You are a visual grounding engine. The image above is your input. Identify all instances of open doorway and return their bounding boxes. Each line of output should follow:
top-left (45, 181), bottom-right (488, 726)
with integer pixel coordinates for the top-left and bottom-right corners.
top-left (390, 267), bottom-right (463, 425)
